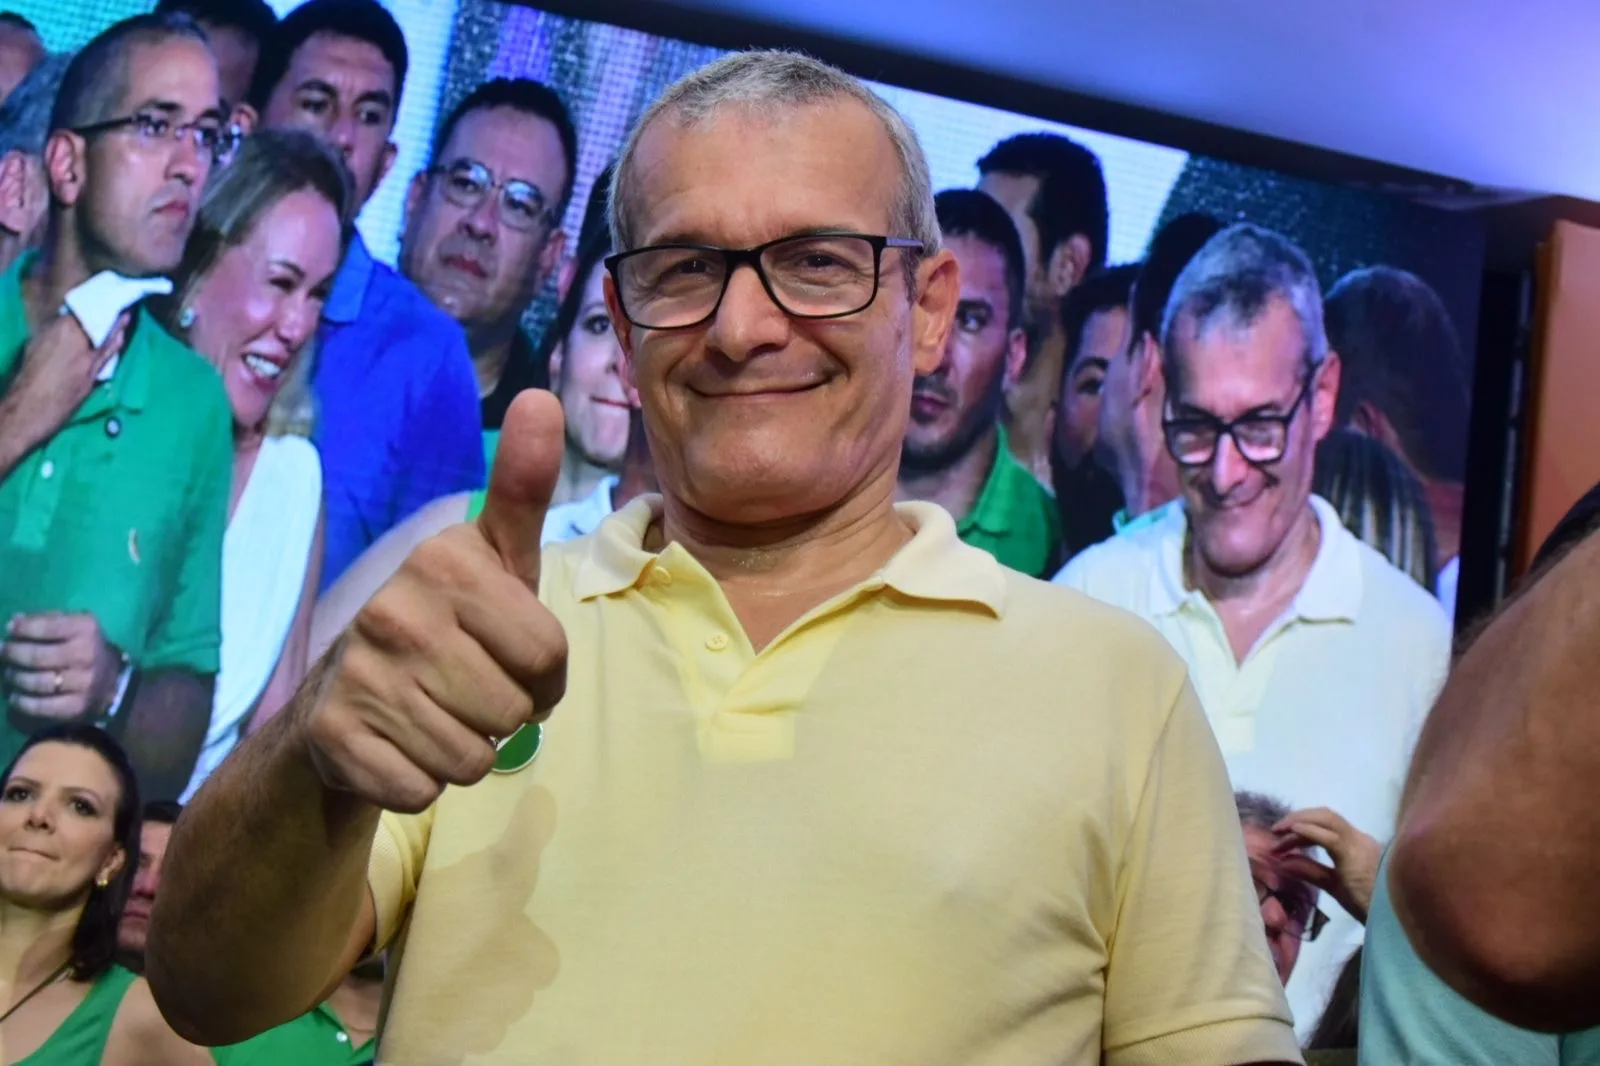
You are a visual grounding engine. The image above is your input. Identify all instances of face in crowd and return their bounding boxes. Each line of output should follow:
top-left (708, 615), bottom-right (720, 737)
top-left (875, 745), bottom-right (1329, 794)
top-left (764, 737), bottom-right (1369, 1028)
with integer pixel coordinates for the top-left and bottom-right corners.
top-left (195, 21), bottom-right (258, 120)
top-left (1242, 823), bottom-right (1319, 985)
top-left (258, 31), bottom-right (396, 208)
top-left (183, 185), bottom-right (343, 431)
top-left (1165, 293), bottom-right (1339, 577)
top-left (552, 254), bottom-right (631, 470)
top-left (1055, 300), bottom-right (1128, 471)
top-left (401, 103), bottom-right (569, 343)
top-left (51, 33), bottom-right (223, 277)
top-left (903, 231), bottom-right (1024, 472)
top-left (117, 817), bottom-right (172, 958)
top-left (607, 89), bottom-right (958, 523)
top-left (0, 742), bottom-right (126, 913)
top-left (0, 19), bottom-right (43, 104)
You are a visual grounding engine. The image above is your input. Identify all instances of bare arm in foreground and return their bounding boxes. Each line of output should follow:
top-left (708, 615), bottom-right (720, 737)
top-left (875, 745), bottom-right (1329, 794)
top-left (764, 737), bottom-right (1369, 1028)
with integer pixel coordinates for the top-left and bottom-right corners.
top-left (1390, 516), bottom-right (1600, 1032)
top-left (145, 393), bottom-right (569, 1044)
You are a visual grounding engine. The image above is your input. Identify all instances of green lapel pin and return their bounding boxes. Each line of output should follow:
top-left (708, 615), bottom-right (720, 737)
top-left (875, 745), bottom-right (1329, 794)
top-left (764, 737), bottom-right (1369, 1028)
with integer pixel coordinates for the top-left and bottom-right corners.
top-left (492, 723), bottom-right (543, 774)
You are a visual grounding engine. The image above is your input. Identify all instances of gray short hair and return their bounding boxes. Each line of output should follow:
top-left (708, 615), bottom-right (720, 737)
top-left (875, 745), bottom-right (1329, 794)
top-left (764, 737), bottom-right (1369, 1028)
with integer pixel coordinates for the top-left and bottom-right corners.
top-left (609, 50), bottom-right (940, 259)
top-left (1235, 790), bottom-right (1291, 833)
top-left (1160, 223), bottom-right (1327, 389)
top-left (0, 52), bottom-right (71, 160)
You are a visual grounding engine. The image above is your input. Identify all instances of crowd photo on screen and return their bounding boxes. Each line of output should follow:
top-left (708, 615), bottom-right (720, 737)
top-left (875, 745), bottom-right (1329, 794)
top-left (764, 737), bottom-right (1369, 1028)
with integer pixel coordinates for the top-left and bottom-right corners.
top-left (0, 0), bottom-right (1535, 1063)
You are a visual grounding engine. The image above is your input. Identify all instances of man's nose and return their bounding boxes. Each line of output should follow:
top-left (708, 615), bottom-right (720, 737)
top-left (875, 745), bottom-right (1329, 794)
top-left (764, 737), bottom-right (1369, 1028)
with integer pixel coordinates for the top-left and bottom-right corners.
top-left (1209, 432), bottom-right (1252, 497)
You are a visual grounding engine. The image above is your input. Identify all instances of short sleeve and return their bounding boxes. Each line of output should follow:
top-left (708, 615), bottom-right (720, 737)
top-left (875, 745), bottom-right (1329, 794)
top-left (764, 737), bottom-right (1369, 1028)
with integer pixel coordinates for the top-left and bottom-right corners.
top-left (1359, 851), bottom-right (1562, 1065)
top-left (1103, 677), bottom-right (1302, 1066)
top-left (368, 805), bottom-right (436, 952)
top-left (141, 378), bottom-right (231, 673)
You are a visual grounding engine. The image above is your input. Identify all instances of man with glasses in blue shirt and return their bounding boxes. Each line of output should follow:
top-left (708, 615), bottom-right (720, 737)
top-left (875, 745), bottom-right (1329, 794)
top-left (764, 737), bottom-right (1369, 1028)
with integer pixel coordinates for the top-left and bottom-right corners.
top-left (0, 13), bottom-right (233, 801)
top-left (1058, 223), bottom-right (1452, 1036)
top-left (248, 0), bottom-right (483, 592)
top-left (398, 78), bottom-right (577, 451)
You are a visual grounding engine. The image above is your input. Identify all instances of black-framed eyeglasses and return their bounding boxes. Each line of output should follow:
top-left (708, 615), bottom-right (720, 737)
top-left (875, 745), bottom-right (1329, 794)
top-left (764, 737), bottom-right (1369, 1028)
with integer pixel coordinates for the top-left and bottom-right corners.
top-left (1255, 878), bottom-right (1329, 942)
top-left (605, 232), bottom-right (925, 331)
top-left (429, 158), bottom-right (557, 233)
top-left (1162, 371), bottom-right (1316, 468)
top-left (74, 111), bottom-right (238, 166)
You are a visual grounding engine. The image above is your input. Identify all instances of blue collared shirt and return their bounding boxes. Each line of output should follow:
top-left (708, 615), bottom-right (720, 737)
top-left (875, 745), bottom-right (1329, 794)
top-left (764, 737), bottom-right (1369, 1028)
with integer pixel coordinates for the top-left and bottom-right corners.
top-left (312, 233), bottom-right (485, 591)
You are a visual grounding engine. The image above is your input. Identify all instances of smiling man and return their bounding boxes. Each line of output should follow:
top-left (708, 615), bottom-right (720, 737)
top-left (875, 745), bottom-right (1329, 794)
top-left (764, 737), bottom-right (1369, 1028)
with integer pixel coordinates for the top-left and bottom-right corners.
top-left (249, 0), bottom-right (483, 591)
top-left (0, 13), bottom-right (233, 801)
top-left (897, 188), bottom-right (1060, 576)
top-left (152, 52), bottom-right (1299, 1066)
top-left (1057, 223), bottom-right (1451, 1035)
top-left (399, 77), bottom-right (577, 444)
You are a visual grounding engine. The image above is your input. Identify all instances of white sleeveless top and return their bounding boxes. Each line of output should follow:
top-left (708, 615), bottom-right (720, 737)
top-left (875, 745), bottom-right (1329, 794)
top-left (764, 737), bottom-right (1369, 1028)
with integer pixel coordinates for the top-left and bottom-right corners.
top-left (180, 435), bottom-right (322, 802)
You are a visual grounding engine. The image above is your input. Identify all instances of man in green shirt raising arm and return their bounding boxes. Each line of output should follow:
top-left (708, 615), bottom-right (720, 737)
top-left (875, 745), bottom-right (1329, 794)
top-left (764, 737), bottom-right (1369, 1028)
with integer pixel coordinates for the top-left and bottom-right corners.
top-left (0, 12), bottom-right (233, 801)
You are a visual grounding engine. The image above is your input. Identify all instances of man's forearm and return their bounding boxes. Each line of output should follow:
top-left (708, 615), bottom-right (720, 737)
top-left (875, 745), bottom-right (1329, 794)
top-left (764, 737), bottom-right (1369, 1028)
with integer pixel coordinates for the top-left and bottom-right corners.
top-left (114, 669), bottom-right (213, 802)
top-left (0, 394), bottom-right (48, 482)
top-left (1392, 528), bottom-right (1600, 1031)
top-left (145, 650), bottom-right (379, 1046)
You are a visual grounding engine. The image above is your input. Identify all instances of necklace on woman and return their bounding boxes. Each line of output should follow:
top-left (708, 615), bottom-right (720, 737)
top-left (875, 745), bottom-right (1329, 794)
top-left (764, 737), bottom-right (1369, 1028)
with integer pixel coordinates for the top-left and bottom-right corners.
top-left (0, 959), bottom-right (72, 1025)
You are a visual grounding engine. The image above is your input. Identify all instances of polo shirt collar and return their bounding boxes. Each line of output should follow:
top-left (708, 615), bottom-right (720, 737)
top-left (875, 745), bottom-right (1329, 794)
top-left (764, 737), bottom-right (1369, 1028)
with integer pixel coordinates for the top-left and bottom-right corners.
top-left (1, 251), bottom-right (156, 415)
top-left (958, 425), bottom-right (1023, 539)
top-left (573, 495), bottom-right (1006, 617)
top-left (1148, 493), bottom-right (1362, 623)
top-left (324, 231), bottom-right (374, 325)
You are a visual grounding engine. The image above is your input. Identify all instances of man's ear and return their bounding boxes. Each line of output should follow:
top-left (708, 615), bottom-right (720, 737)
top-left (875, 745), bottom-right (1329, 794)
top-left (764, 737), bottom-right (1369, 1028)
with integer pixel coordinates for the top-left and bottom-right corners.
top-left (911, 248), bottom-right (959, 376)
top-left (42, 130), bottom-right (84, 210)
top-left (1311, 351), bottom-right (1343, 444)
top-left (1002, 325), bottom-right (1028, 391)
top-left (538, 229), bottom-right (567, 294)
top-left (403, 171), bottom-right (426, 229)
top-left (1133, 332), bottom-right (1163, 402)
top-left (0, 152), bottom-right (30, 236)
top-left (1046, 233), bottom-right (1094, 298)
top-left (374, 141), bottom-right (398, 196)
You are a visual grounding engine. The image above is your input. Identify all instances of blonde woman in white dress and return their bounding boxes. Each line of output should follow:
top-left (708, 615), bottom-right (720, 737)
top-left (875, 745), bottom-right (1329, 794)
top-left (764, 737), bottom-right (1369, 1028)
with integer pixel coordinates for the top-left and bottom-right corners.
top-left (152, 130), bottom-right (351, 801)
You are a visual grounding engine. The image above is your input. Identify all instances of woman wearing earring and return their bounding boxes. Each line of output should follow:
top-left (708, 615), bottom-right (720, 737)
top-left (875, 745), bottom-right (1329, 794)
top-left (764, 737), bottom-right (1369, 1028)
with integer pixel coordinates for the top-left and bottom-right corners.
top-left (0, 724), bottom-right (206, 1063)
top-left (152, 130), bottom-right (350, 801)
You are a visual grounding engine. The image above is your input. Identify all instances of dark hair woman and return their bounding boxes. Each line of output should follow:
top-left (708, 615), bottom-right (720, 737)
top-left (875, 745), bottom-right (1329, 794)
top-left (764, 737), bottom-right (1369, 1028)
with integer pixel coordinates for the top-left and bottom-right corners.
top-left (0, 724), bottom-right (206, 1063)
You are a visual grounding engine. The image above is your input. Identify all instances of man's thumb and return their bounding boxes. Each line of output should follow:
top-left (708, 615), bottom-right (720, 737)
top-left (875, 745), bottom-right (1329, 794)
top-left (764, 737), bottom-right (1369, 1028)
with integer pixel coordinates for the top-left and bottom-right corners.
top-left (477, 389), bottom-right (565, 586)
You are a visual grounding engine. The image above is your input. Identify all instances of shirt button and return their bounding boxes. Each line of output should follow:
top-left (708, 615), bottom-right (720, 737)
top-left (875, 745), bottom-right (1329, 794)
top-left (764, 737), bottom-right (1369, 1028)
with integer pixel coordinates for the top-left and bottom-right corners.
top-left (38, 460), bottom-right (53, 480)
top-left (336, 1032), bottom-right (349, 1043)
top-left (649, 566), bottom-right (672, 586)
top-left (705, 632), bottom-right (730, 651)
top-left (105, 417), bottom-right (121, 438)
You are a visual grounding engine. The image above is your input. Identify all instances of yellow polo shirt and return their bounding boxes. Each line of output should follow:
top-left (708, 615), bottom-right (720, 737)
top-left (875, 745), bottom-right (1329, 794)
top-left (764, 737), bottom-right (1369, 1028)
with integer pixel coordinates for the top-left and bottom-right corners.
top-left (368, 499), bottom-right (1300, 1065)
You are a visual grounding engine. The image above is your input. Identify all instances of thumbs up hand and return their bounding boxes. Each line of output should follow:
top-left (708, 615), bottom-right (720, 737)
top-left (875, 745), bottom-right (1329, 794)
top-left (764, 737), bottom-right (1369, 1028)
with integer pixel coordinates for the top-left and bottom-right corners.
top-left (303, 391), bottom-right (570, 813)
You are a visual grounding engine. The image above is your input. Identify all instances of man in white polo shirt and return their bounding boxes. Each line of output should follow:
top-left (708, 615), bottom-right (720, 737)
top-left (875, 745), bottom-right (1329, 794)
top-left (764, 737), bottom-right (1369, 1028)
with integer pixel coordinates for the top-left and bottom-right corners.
top-left (1056, 222), bottom-right (1452, 1037)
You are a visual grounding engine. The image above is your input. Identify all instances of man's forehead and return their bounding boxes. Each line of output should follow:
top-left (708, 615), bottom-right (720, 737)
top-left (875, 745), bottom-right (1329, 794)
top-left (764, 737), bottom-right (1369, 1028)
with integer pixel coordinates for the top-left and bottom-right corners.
top-left (629, 98), bottom-right (899, 243)
top-left (443, 106), bottom-right (568, 183)
top-left (122, 36), bottom-right (219, 109)
top-left (289, 32), bottom-right (396, 96)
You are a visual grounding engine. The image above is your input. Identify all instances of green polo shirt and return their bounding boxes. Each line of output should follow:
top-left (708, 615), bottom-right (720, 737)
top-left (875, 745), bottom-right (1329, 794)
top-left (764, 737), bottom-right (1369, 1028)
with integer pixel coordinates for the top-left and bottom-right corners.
top-left (211, 1004), bottom-right (375, 1065)
top-left (0, 253), bottom-right (231, 762)
top-left (958, 426), bottom-right (1063, 578)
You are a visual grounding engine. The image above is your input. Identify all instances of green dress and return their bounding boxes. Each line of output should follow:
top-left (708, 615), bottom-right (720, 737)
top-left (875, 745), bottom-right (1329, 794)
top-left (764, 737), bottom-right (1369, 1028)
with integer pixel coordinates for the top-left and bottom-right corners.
top-left (17, 965), bottom-right (137, 1065)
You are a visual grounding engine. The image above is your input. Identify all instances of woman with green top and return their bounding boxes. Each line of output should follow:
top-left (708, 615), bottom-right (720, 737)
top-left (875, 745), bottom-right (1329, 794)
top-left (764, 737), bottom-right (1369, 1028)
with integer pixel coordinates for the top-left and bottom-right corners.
top-left (0, 724), bottom-right (205, 1064)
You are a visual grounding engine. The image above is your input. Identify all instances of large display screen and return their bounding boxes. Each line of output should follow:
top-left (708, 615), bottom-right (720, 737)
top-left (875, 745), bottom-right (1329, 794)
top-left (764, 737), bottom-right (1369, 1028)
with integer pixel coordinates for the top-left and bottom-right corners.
top-left (5, 0), bottom-right (1485, 1042)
